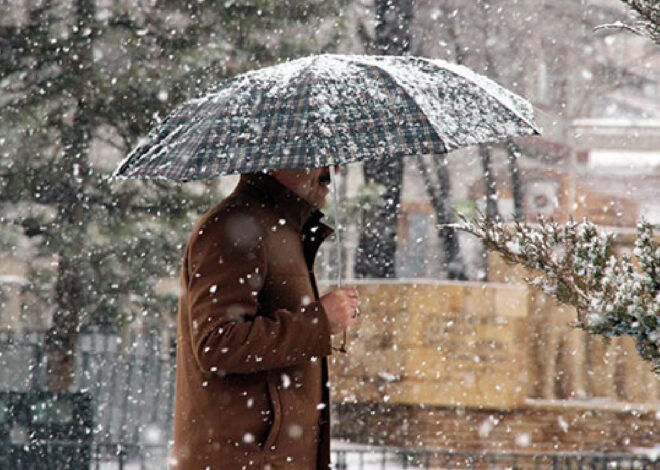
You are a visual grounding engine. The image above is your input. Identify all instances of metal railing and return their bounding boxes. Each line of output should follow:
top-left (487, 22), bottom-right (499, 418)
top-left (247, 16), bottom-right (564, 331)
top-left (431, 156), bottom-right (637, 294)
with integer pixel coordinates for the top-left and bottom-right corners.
top-left (332, 448), bottom-right (660, 469)
top-left (0, 330), bottom-right (176, 447)
top-left (2, 442), bottom-right (656, 470)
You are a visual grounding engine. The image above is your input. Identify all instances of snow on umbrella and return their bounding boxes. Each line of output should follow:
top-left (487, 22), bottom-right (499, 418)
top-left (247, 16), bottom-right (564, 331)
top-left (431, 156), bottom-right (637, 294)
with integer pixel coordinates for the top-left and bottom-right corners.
top-left (111, 54), bottom-right (539, 182)
top-left (110, 53), bottom-right (541, 350)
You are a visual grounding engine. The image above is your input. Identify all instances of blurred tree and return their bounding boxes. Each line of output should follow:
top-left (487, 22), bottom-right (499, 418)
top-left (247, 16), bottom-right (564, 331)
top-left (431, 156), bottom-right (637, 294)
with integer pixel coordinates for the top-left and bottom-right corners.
top-left (0, 0), bottom-right (348, 390)
top-left (355, 0), bottom-right (413, 279)
top-left (413, 154), bottom-right (467, 279)
top-left (407, 0), bottom-right (660, 278)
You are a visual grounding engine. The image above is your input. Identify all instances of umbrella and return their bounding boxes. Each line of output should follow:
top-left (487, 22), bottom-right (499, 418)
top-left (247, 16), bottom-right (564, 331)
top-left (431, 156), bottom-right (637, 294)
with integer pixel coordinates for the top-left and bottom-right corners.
top-left (111, 53), bottom-right (540, 349)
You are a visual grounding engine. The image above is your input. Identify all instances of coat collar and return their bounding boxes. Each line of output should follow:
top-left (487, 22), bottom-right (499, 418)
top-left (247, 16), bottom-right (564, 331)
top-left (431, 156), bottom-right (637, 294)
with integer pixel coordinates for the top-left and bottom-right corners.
top-left (236, 172), bottom-right (333, 236)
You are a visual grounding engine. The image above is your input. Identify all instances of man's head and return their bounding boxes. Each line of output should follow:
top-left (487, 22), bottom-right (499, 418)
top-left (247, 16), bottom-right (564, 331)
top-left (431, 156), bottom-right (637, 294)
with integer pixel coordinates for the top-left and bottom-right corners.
top-left (270, 166), bottom-right (339, 209)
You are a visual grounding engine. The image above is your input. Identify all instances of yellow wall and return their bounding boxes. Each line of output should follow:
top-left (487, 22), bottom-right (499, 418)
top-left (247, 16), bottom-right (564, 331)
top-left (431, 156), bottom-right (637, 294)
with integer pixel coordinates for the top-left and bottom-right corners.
top-left (324, 280), bottom-right (529, 408)
top-left (324, 273), bottom-right (659, 409)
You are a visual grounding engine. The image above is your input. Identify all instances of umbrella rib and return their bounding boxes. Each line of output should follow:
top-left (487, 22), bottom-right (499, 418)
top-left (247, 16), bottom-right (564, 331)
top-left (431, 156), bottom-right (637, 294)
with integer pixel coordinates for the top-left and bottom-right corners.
top-left (341, 55), bottom-right (448, 156)
top-left (351, 55), bottom-right (539, 146)
top-left (350, 55), bottom-right (460, 150)
top-left (416, 56), bottom-right (541, 134)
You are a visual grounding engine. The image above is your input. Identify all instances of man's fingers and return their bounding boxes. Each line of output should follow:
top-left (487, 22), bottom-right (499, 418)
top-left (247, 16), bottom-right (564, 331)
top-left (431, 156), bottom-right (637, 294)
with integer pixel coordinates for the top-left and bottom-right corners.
top-left (346, 304), bottom-right (360, 323)
top-left (342, 296), bottom-right (358, 304)
top-left (342, 303), bottom-right (356, 315)
top-left (339, 294), bottom-right (359, 305)
top-left (342, 286), bottom-right (359, 296)
top-left (343, 293), bottom-right (357, 301)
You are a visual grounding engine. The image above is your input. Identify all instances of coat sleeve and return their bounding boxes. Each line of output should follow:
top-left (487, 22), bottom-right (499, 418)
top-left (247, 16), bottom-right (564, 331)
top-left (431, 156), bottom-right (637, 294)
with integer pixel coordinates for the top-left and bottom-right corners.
top-left (185, 212), bottom-right (332, 376)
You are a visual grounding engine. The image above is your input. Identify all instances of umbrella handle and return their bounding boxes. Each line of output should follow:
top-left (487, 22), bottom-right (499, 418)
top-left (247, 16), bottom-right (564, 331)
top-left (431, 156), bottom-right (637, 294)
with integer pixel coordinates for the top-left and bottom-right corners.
top-left (330, 165), bottom-right (348, 354)
top-left (336, 331), bottom-right (348, 354)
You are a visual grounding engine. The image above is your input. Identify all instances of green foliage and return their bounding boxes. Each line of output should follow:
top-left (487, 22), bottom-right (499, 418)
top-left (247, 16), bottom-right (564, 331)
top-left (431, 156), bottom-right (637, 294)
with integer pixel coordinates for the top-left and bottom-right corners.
top-left (621, 0), bottom-right (660, 44)
top-left (598, 1), bottom-right (660, 44)
top-left (454, 200), bottom-right (477, 219)
top-left (459, 215), bottom-right (660, 373)
top-left (0, 0), bottom-right (350, 343)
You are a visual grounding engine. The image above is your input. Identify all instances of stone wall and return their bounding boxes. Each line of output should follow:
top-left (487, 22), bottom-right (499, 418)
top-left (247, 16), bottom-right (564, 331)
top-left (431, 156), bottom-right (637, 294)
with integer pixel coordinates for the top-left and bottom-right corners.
top-left (327, 281), bottom-right (529, 409)
top-left (332, 402), bottom-right (659, 453)
top-left (326, 279), bottom-right (660, 452)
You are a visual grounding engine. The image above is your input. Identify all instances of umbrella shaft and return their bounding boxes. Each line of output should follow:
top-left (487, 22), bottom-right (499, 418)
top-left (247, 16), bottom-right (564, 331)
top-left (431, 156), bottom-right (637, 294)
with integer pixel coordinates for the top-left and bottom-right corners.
top-left (330, 166), bottom-right (342, 289)
top-left (330, 166), bottom-right (349, 353)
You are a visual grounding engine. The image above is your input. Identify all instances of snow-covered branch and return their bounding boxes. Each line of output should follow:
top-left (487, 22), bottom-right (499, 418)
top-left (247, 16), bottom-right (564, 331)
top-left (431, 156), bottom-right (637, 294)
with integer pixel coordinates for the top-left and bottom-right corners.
top-left (458, 214), bottom-right (660, 373)
top-left (596, 1), bottom-right (660, 44)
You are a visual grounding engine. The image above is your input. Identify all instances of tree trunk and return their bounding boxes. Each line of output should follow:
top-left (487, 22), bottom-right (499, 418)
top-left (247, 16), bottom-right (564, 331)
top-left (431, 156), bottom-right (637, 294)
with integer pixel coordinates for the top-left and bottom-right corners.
top-left (355, 0), bottom-right (414, 279)
top-left (45, 257), bottom-right (84, 391)
top-left (479, 144), bottom-right (499, 219)
top-left (355, 158), bottom-right (404, 278)
top-left (506, 138), bottom-right (524, 221)
top-left (44, 0), bottom-right (95, 391)
top-left (415, 156), bottom-right (467, 280)
top-left (374, 0), bottom-right (414, 55)
top-left (477, 144), bottom-right (498, 281)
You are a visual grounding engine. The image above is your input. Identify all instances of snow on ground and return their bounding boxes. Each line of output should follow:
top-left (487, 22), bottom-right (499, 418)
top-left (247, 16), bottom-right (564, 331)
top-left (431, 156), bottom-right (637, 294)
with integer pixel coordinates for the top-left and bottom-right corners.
top-left (94, 441), bottom-right (412, 470)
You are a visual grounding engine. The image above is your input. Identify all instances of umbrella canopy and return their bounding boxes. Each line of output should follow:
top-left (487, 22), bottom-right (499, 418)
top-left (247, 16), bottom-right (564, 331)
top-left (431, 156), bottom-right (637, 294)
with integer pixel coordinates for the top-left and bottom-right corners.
top-left (111, 54), bottom-right (539, 181)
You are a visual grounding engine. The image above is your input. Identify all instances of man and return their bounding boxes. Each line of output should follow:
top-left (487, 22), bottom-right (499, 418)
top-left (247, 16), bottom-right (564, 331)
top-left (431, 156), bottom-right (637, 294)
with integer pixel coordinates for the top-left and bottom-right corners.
top-left (172, 166), bottom-right (360, 470)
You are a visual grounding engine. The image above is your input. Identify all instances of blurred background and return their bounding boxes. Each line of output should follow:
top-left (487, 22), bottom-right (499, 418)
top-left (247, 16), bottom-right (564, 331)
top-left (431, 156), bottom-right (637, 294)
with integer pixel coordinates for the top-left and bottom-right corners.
top-left (1, 0), bottom-right (659, 468)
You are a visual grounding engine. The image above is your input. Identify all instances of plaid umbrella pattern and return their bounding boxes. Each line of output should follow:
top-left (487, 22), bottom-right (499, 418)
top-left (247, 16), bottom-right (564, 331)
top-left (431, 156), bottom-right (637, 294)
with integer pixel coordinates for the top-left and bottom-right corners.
top-left (111, 54), bottom-right (539, 181)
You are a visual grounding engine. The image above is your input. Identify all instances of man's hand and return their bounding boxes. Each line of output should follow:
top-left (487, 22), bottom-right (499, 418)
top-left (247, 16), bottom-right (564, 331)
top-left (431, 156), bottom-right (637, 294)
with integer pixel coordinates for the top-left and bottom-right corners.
top-left (320, 286), bottom-right (360, 335)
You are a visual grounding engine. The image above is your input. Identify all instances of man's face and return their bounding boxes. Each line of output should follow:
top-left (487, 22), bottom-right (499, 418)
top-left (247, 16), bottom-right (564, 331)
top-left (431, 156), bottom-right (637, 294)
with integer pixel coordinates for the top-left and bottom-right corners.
top-left (271, 166), bottom-right (338, 209)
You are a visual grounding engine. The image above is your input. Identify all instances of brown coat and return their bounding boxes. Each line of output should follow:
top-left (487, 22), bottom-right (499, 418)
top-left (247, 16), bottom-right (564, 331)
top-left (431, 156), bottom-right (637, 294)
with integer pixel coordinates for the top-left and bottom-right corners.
top-left (172, 173), bottom-right (335, 470)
